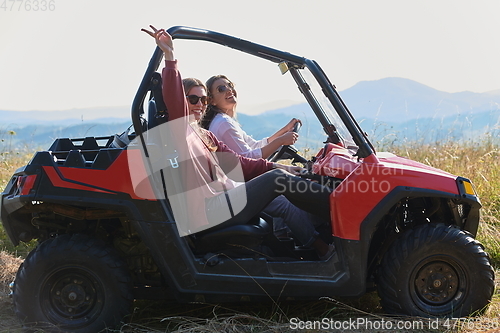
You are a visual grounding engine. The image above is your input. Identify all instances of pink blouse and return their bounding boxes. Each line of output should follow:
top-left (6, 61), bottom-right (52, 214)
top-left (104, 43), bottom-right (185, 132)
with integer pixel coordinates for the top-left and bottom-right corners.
top-left (156, 60), bottom-right (273, 235)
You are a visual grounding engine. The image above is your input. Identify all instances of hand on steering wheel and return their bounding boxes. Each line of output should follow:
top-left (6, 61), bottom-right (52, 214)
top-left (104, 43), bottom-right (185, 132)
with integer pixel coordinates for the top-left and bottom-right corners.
top-left (269, 121), bottom-right (303, 163)
top-left (279, 131), bottom-right (299, 146)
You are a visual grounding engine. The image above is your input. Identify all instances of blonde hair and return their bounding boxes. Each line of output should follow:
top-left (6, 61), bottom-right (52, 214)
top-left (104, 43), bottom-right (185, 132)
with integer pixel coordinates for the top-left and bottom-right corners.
top-left (190, 124), bottom-right (218, 152)
top-left (183, 78), bottom-right (217, 152)
top-left (182, 77), bottom-right (206, 94)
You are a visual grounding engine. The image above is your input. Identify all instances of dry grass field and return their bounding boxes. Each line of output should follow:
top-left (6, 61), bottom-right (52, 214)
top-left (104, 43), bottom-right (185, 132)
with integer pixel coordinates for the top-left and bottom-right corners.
top-left (0, 139), bottom-right (499, 332)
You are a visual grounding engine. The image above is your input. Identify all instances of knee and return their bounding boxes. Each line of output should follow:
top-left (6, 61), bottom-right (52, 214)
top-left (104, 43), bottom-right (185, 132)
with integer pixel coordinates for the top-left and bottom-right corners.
top-left (267, 195), bottom-right (290, 211)
top-left (268, 168), bottom-right (291, 187)
top-left (261, 168), bottom-right (289, 182)
top-left (269, 168), bottom-right (288, 177)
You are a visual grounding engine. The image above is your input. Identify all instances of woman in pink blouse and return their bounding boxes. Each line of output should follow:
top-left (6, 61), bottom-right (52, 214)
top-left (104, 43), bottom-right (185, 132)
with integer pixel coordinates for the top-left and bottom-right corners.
top-left (142, 26), bottom-right (335, 260)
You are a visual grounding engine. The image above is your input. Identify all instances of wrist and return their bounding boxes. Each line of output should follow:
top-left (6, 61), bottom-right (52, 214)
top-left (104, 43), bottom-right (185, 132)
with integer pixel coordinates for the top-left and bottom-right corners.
top-left (163, 49), bottom-right (175, 61)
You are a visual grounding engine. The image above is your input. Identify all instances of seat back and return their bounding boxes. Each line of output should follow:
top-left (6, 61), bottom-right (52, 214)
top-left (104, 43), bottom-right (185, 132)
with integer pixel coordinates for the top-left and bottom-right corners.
top-left (147, 72), bottom-right (168, 130)
top-left (92, 148), bottom-right (123, 169)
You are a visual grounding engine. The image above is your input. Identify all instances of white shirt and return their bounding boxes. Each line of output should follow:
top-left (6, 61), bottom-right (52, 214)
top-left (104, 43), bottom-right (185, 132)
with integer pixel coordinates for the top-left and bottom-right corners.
top-left (209, 113), bottom-right (269, 159)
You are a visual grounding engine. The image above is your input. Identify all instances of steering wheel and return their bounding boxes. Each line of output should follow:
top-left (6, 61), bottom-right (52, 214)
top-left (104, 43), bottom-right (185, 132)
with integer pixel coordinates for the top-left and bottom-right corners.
top-left (269, 121), bottom-right (307, 164)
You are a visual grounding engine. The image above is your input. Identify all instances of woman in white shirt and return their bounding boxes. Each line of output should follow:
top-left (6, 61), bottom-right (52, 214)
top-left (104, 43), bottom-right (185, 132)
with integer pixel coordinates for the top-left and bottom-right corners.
top-left (200, 75), bottom-right (301, 159)
top-left (199, 74), bottom-right (328, 242)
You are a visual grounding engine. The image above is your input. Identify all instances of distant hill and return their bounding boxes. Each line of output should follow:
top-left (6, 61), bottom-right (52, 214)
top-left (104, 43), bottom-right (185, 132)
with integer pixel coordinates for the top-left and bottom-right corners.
top-left (1, 78), bottom-right (499, 151)
top-left (238, 108), bottom-right (500, 149)
top-left (0, 122), bottom-right (131, 151)
top-left (340, 77), bottom-right (500, 121)
top-left (236, 77), bottom-right (500, 148)
top-left (0, 106), bottom-right (131, 150)
top-left (0, 106), bottom-right (129, 127)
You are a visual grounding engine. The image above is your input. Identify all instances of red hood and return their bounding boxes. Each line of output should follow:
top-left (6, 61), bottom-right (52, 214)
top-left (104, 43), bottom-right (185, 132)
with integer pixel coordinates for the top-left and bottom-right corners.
top-left (376, 151), bottom-right (455, 178)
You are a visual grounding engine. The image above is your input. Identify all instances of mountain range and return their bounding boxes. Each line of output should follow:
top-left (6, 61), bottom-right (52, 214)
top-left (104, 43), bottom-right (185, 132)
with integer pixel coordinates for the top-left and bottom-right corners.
top-left (1, 77), bottom-right (499, 151)
top-left (239, 77), bottom-right (500, 147)
top-left (341, 77), bottom-right (500, 121)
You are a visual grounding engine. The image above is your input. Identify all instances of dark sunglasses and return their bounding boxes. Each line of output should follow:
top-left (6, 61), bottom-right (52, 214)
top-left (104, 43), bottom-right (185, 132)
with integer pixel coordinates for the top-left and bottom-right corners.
top-left (186, 95), bottom-right (208, 105)
top-left (216, 82), bottom-right (235, 93)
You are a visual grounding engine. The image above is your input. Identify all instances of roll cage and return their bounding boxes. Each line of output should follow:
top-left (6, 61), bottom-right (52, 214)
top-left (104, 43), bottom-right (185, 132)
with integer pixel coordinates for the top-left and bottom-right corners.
top-left (131, 26), bottom-right (375, 159)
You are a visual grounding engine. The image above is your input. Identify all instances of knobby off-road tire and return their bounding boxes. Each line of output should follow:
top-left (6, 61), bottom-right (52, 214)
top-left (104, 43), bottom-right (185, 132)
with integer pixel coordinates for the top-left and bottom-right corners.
top-left (13, 234), bottom-right (134, 332)
top-left (377, 223), bottom-right (494, 317)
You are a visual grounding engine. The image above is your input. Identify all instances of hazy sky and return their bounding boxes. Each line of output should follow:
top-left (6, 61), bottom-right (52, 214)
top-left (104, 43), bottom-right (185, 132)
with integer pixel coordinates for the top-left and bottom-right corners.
top-left (1, 0), bottom-right (499, 115)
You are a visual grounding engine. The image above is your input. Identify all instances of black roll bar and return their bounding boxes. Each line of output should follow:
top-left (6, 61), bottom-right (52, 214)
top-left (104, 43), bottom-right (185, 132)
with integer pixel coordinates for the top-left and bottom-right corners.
top-left (131, 26), bottom-right (374, 158)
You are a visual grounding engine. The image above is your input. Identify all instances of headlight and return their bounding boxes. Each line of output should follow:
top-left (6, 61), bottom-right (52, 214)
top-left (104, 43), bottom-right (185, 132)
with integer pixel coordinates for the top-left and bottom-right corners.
top-left (457, 177), bottom-right (476, 197)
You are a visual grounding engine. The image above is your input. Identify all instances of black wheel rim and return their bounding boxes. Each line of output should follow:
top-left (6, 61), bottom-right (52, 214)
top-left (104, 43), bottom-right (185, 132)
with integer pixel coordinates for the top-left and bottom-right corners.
top-left (40, 266), bottom-right (104, 329)
top-left (410, 255), bottom-right (467, 315)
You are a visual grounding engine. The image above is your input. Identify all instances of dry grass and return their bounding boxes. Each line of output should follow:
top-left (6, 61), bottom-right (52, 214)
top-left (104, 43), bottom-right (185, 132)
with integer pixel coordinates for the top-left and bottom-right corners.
top-left (388, 139), bottom-right (500, 267)
top-left (0, 151), bottom-right (32, 202)
top-left (0, 251), bottom-right (23, 332)
top-left (0, 251), bottom-right (22, 295)
top-left (0, 141), bottom-right (499, 332)
top-left (389, 139), bottom-right (500, 214)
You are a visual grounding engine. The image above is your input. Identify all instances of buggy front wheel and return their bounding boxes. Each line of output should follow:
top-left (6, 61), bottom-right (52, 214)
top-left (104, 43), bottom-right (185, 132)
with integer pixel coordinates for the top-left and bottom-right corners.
top-left (377, 223), bottom-right (494, 317)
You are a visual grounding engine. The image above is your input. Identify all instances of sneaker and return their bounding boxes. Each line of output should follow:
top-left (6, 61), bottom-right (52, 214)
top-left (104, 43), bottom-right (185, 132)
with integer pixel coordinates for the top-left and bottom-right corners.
top-left (319, 244), bottom-right (336, 261)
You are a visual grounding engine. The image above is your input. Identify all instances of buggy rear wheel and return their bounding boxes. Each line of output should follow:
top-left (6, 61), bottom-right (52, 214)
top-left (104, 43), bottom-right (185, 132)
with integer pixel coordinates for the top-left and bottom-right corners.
top-left (377, 223), bottom-right (494, 317)
top-left (13, 234), bottom-right (133, 332)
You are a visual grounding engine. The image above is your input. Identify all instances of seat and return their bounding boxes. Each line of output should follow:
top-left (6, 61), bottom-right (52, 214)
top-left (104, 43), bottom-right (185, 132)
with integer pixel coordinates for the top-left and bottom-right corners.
top-left (92, 148), bottom-right (122, 169)
top-left (147, 72), bottom-right (168, 130)
top-left (193, 216), bottom-right (272, 254)
top-left (191, 214), bottom-right (300, 259)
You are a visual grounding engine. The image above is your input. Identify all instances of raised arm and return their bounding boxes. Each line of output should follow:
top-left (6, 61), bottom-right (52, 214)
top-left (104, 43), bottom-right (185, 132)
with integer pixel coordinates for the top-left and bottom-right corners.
top-left (142, 26), bottom-right (186, 121)
top-left (141, 25), bottom-right (174, 60)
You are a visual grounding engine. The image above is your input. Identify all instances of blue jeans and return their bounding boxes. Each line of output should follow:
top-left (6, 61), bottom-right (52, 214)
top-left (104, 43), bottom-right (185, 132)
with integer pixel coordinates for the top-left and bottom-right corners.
top-left (205, 169), bottom-right (332, 247)
top-left (263, 195), bottom-right (327, 246)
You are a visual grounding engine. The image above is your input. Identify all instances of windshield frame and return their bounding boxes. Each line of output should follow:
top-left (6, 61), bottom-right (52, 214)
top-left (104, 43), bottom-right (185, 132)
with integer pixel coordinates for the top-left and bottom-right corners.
top-left (297, 59), bottom-right (375, 157)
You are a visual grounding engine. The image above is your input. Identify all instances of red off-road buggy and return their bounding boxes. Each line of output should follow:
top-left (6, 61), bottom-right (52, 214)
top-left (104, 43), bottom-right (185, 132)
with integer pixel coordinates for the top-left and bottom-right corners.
top-left (0, 26), bottom-right (494, 332)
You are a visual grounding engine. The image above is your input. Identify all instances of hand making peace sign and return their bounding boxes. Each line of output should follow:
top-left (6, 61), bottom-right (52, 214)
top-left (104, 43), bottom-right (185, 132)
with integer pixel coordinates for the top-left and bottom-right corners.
top-left (141, 25), bottom-right (174, 61)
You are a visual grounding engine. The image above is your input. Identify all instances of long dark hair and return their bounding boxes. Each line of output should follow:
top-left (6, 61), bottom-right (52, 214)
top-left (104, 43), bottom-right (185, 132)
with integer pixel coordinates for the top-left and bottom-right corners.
top-left (199, 74), bottom-right (234, 130)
